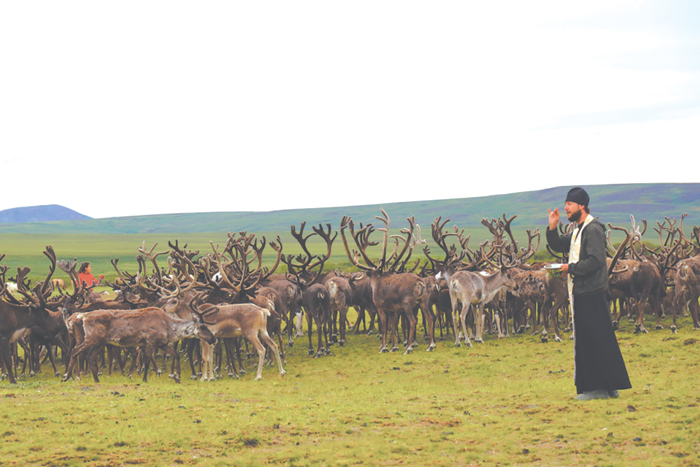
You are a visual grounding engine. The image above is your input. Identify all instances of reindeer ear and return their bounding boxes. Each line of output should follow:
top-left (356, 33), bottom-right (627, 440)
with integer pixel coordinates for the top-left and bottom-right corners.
top-left (198, 303), bottom-right (216, 313)
top-left (353, 273), bottom-right (365, 282)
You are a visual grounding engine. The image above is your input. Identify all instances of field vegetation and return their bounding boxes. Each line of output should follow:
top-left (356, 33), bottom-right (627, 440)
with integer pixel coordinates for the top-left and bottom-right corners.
top-left (1, 310), bottom-right (699, 466)
top-left (2, 195), bottom-right (699, 465)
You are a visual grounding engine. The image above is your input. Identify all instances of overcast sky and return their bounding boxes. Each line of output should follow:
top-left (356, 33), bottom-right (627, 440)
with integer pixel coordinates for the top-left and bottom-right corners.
top-left (1, 1), bottom-right (698, 219)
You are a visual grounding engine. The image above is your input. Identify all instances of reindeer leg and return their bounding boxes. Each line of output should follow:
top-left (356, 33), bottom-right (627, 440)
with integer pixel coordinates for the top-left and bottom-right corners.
top-left (307, 309), bottom-right (315, 356)
top-left (634, 297), bottom-right (648, 334)
top-left (691, 297), bottom-right (700, 331)
top-left (367, 304), bottom-right (377, 335)
top-left (404, 309), bottom-right (417, 355)
top-left (0, 338), bottom-right (17, 384)
top-left (84, 347), bottom-right (101, 383)
top-left (46, 344), bottom-right (61, 377)
top-left (540, 301), bottom-right (550, 343)
top-left (244, 331), bottom-right (267, 381)
top-left (424, 304), bottom-right (436, 352)
top-left (453, 304), bottom-right (462, 347)
top-left (459, 305), bottom-right (471, 347)
top-left (260, 331), bottom-right (286, 376)
top-left (339, 304), bottom-right (347, 346)
top-left (470, 304), bottom-right (483, 344)
top-left (652, 294), bottom-right (664, 330)
top-left (224, 339), bottom-right (239, 379)
top-left (315, 315), bottom-right (324, 358)
top-left (352, 306), bottom-right (365, 334)
top-left (142, 346), bottom-right (153, 383)
top-left (377, 308), bottom-right (389, 353)
top-left (199, 341), bottom-right (212, 382)
top-left (295, 311), bottom-right (304, 338)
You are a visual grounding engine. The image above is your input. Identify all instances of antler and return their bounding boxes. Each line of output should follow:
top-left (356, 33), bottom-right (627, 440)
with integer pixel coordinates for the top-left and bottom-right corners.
top-left (607, 221), bottom-right (638, 275)
top-left (283, 223), bottom-right (337, 285)
top-left (57, 257), bottom-right (84, 299)
top-left (427, 216), bottom-right (469, 269)
top-left (138, 242), bottom-right (170, 287)
top-left (308, 223), bottom-right (337, 272)
top-left (12, 247), bottom-right (57, 308)
top-left (339, 216), bottom-right (379, 272)
top-left (0, 255), bottom-right (25, 306)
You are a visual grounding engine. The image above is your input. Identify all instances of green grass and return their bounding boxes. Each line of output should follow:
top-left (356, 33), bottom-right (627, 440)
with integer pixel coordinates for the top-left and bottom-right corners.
top-left (2, 310), bottom-right (699, 466)
top-left (0, 232), bottom-right (364, 284)
top-left (1, 230), bottom-right (492, 285)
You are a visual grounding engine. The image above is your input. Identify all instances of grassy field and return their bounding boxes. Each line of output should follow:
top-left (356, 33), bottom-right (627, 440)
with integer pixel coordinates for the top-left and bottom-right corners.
top-left (1, 309), bottom-right (699, 466)
top-left (0, 229), bottom-right (501, 284)
top-left (0, 232), bottom-right (352, 284)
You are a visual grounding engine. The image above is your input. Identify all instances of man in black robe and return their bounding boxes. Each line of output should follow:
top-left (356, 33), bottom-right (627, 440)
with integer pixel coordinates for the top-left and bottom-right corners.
top-left (546, 187), bottom-right (632, 400)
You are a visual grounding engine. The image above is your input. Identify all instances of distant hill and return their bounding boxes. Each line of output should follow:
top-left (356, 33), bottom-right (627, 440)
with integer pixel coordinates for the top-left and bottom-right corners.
top-left (0, 204), bottom-right (91, 224)
top-left (0, 183), bottom-right (697, 236)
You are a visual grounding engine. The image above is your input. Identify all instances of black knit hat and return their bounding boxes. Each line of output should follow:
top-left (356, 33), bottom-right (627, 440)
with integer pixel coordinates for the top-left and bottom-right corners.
top-left (565, 187), bottom-right (589, 207)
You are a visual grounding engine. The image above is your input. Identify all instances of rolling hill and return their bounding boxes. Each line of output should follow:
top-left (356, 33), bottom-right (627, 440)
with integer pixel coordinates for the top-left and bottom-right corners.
top-left (0, 183), bottom-right (697, 236)
top-left (0, 204), bottom-right (91, 224)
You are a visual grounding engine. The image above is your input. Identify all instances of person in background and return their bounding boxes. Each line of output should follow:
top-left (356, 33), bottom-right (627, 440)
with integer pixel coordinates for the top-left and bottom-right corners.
top-left (546, 187), bottom-right (631, 400)
top-left (77, 262), bottom-right (104, 291)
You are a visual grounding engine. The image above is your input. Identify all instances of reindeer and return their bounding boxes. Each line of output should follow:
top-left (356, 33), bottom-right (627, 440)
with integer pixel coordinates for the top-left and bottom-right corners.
top-left (325, 274), bottom-right (353, 347)
top-left (340, 271), bottom-right (378, 336)
top-left (282, 222), bottom-right (337, 357)
top-left (510, 266), bottom-right (568, 342)
top-left (428, 215), bottom-right (527, 345)
top-left (606, 218), bottom-right (665, 333)
top-left (340, 209), bottom-right (436, 354)
top-left (263, 278), bottom-right (303, 344)
top-left (61, 294), bottom-right (217, 384)
top-left (190, 293), bottom-right (285, 381)
top-left (254, 286), bottom-right (287, 363)
top-left (0, 247), bottom-right (68, 384)
top-left (440, 259), bottom-right (518, 346)
top-left (672, 256), bottom-right (700, 331)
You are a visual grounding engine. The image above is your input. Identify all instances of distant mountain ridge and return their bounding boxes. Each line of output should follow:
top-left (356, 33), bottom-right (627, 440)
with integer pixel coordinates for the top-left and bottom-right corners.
top-left (0, 204), bottom-right (91, 224)
top-left (0, 183), bottom-right (697, 235)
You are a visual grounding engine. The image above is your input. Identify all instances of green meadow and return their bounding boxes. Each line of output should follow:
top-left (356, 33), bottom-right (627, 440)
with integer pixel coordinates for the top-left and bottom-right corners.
top-left (1, 311), bottom-right (699, 466)
top-left (1, 229), bottom-right (700, 465)
top-left (0, 230), bottom-right (494, 284)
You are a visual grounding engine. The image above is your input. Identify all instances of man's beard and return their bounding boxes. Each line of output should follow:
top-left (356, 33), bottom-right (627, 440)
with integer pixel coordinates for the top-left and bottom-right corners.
top-left (568, 210), bottom-right (582, 223)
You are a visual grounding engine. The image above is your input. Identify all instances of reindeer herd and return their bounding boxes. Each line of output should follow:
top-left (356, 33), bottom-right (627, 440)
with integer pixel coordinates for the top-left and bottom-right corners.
top-left (1, 210), bottom-right (699, 386)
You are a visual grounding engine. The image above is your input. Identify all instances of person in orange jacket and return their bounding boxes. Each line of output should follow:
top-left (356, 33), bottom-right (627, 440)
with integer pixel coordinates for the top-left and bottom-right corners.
top-left (77, 262), bottom-right (104, 290)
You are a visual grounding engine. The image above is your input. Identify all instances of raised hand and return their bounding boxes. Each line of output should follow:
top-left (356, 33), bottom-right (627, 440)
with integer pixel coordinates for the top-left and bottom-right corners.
top-left (548, 208), bottom-right (560, 230)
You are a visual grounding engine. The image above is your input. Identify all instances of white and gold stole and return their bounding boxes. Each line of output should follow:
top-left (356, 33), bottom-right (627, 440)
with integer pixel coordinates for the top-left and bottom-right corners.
top-left (567, 214), bottom-right (594, 300)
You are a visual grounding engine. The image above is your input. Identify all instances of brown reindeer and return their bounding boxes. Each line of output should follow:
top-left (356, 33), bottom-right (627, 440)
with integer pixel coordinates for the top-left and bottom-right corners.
top-left (606, 219), bottom-right (665, 333)
top-left (0, 248), bottom-right (66, 384)
top-left (341, 271), bottom-right (378, 335)
top-left (340, 209), bottom-right (436, 354)
top-left (190, 293), bottom-right (286, 381)
top-left (61, 297), bottom-right (217, 383)
top-left (281, 222), bottom-right (337, 357)
top-left (672, 256), bottom-right (700, 331)
top-left (254, 287), bottom-right (285, 355)
top-left (510, 266), bottom-right (568, 343)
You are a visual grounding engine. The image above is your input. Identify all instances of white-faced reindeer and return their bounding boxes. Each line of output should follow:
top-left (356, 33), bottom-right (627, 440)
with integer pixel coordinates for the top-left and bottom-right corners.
top-left (428, 215), bottom-right (527, 346)
top-left (340, 209), bottom-right (436, 354)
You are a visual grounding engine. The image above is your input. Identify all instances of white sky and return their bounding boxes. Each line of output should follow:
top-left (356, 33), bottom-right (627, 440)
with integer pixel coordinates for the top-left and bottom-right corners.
top-left (1, 1), bottom-right (698, 219)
